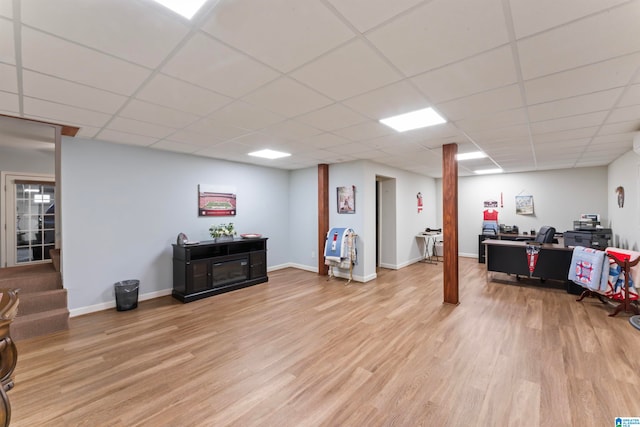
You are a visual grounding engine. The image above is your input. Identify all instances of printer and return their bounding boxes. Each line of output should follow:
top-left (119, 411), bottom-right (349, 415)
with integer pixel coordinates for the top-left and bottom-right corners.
top-left (564, 220), bottom-right (611, 249)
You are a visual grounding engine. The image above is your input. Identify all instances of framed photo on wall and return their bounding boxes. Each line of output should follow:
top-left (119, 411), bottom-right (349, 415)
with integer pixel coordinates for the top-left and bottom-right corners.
top-left (337, 185), bottom-right (355, 214)
top-left (515, 195), bottom-right (534, 215)
top-left (198, 184), bottom-right (237, 216)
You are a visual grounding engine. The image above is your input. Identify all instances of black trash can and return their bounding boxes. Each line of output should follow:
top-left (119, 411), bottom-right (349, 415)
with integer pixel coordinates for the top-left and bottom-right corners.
top-left (114, 280), bottom-right (139, 311)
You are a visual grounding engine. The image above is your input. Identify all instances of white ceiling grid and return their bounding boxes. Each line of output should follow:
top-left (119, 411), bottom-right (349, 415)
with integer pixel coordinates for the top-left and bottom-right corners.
top-left (0, 0), bottom-right (638, 177)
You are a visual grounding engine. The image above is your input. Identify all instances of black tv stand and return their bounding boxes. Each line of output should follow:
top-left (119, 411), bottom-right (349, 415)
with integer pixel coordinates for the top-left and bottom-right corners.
top-left (172, 238), bottom-right (268, 303)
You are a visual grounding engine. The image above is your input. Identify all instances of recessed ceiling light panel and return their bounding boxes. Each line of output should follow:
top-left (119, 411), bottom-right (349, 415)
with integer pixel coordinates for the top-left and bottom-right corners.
top-left (379, 107), bottom-right (446, 132)
top-left (456, 151), bottom-right (487, 161)
top-left (474, 168), bottom-right (503, 175)
top-left (151, 0), bottom-right (208, 19)
top-left (248, 149), bottom-right (291, 160)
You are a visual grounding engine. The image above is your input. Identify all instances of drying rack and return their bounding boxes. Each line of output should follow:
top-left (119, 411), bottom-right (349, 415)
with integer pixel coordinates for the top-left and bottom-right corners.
top-left (577, 252), bottom-right (640, 317)
top-left (325, 230), bottom-right (357, 284)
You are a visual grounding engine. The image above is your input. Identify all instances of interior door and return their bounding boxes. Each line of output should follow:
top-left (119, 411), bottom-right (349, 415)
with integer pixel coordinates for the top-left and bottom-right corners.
top-left (2, 173), bottom-right (55, 267)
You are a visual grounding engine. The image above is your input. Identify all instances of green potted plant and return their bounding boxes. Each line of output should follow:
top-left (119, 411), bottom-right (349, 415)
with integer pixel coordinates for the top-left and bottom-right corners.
top-left (209, 223), bottom-right (236, 241)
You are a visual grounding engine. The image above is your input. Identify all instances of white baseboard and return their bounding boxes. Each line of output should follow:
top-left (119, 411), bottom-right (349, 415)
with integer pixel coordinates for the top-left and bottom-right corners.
top-left (70, 288), bottom-right (172, 317)
top-left (287, 263), bottom-right (318, 273)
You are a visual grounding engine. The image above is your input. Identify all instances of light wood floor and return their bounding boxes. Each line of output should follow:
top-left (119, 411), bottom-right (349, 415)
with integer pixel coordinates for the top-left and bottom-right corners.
top-left (9, 257), bottom-right (640, 426)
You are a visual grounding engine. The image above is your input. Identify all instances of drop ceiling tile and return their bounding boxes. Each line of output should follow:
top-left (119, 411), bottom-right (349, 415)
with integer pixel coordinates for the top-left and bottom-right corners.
top-left (162, 33), bottom-right (280, 98)
top-left (523, 53), bottom-right (640, 105)
top-left (0, 1), bottom-right (12, 18)
top-left (333, 120), bottom-right (395, 141)
top-left (201, 0), bottom-right (355, 72)
top-left (592, 132), bottom-right (636, 145)
top-left (342, 81), bottom-right (429, 120)
top-left (96, 129), bottom-right (158, 147)
top-left (291, 39), bottom-right (402, 101)
top-left (436, 85), bottom-right (523, 121)
top-left (0, 18), bottom-right (14, 64)
top-left (21, 28), bottom-right (150, 95)
top-left (532, 127), bottom-right (598, 143)
top-left (21, 0), bottom-right (189, 68)
top-left (531, 111), bottom-right (607, 135)
top-left (0, 63), bottom-right (16, 93)
top-left (106, 117), bottom-right (176, 139)
top-left (455, 108), bottom-right (528, 132)
top-left (534, 138), bottom-right (590, 149)
top-left (618, 84), bottom-right (640, 107)
top-left (22, 71), bottom-right (128, 114)
top-left (242, 77), bottom-right (333, 117)
top-left (518, 3), bottom-right (640, 80)
top-left (195, 141), bottom-right (254, 159)
top-left (509, 0), bottom-right (629, 39)
top-left (184, 118), bottom-right (251, 141)
top-left (411, 46), bottom-right (518, 103)
top-left (74, 126), bottom-right (100, 138)
top-left (598, 120), bottom-right (640, 135)
top-left (325, 0), bottom-right (422, 32)
top-left (23, 97), bottom-right (111, 127)
top-left (587, 140), bottom-right (631, 151)
top-left (262, 120), bottom-right (322, 141)
top-left (0, 91), bottom-right (18, 112)
top-left (151, 140), bottom-right (201, 154)
top-left (296, 104), bottom-right (368, 131)
top-left (136, 74), bottom-right (232, 116)
top-left (167, 129), bottom-right (226, 146)
top-left (205, 101), bottom-right (285, 130)
top-left (119, 99), bottom-right (199, 128)
top-left (607, 105), bottom-right (640, 124)
top-left (302, 133), bottom-right (351, 149)
top-left (227, 132), bottom-right (293, 152)
top-left (367, 0), bottom-right (509, 76)
top-left (466, 125), bottom-right (530, 143)
top-left (528, 88), bottom-right (622, 122)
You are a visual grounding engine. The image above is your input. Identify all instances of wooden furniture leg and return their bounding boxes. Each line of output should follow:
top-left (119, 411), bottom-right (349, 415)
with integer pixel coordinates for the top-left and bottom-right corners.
top-left (0, 289), bottom-right (19, 427)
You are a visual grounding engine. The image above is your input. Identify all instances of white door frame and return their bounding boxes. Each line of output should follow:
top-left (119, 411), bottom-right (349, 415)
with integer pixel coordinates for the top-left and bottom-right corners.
top-left (0, 171), bottom-right (55, 267)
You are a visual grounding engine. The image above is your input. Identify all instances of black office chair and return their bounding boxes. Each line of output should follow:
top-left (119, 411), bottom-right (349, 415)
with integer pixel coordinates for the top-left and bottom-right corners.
top-left (534, 226), bottom-right (556, 244)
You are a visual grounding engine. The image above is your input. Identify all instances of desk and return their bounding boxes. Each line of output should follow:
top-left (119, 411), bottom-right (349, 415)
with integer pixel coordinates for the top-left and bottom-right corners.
top-left (416, 232), bottom-right (443, 264)
top-left (484, 240), bottom-right (573, 289)
top-left (478, 233), bottom-right (531, 263)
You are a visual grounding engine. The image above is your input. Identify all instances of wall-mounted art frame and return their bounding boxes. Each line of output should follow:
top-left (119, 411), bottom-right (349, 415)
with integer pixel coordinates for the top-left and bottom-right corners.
top-left (337, 185), bottom-right (355, 214)
top-left (515, 195), bottom-right (534, 215)
top-left (198, 184), bottom-right (236, 216)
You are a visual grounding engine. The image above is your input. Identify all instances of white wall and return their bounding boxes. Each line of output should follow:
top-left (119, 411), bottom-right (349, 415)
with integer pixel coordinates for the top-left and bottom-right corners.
top-left (60, 138), bottom-right (291, 313)
top-left (608, 149), bottom-right (640, 250)
top-left (288, 167), bottom-right (318, 271)
top-left (437, 166), bottom-right (609, 257)
top-left (0, 146), bottom-right (55, 174)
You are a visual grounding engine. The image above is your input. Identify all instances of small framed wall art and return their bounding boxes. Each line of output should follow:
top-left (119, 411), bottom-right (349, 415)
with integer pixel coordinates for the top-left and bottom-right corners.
top-left (337, 185), bottom-right (355, 214)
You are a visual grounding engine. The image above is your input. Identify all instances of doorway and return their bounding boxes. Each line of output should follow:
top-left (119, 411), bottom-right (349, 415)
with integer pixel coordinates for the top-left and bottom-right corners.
top-left (1, 173), bottom-right (55, 266)
top-left (376, 175), bottom-right (396, 269)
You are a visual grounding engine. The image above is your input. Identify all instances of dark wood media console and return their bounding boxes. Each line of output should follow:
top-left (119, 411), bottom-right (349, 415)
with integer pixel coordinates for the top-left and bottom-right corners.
top-left (172, 238), bottom-right (268, 303)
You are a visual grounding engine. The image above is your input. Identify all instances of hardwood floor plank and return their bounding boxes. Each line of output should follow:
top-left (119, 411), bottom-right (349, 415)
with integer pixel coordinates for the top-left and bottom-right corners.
top-left (8, 258), bottom-right (640, 426)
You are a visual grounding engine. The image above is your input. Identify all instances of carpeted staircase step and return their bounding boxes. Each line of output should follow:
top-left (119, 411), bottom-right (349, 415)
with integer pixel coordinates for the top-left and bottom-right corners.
top-left (17, 289), bottom-right (68, 316)
top-left (10, 308), bottom-right (69, 342)
top-left (1, 262), bottom-right (69, 341)
top-left (0, 271), bottom-right (61, 294)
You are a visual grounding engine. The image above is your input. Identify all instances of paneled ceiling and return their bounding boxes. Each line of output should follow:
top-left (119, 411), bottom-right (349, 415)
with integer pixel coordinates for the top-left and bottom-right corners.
top-left (1, 0), bottom-right (639, 177)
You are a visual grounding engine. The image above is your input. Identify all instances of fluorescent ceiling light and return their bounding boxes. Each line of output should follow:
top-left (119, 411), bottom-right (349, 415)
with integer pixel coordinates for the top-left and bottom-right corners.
top-left (248, 149), bottom-right (291, 160)
top-left (474, 168), bottom-right (503, 175)
top-left (379, 107), bottom-right (446, 132)
top-left (456, 151), bottom-right (487, 161)
top-left (151, 0), bottom-right (208, 19)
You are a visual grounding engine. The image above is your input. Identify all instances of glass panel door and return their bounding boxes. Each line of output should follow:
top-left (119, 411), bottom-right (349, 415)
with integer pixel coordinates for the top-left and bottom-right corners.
top-left (15, 182), bottom-right (55, 264)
